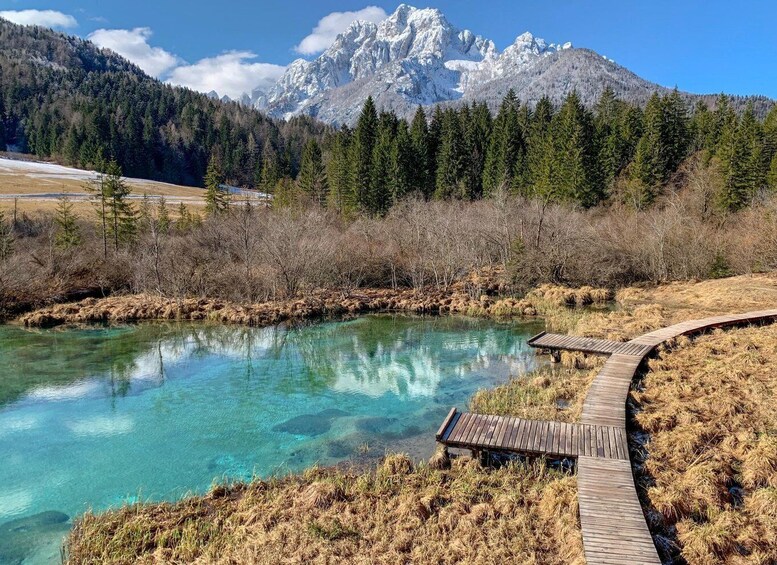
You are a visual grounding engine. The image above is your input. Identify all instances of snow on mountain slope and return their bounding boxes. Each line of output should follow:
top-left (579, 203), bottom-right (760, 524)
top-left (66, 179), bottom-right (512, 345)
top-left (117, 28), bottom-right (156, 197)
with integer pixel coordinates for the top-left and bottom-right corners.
top-left (252, 4), bottom-right (575, 123)
top-left (238, 4), bottom-right (699, 124)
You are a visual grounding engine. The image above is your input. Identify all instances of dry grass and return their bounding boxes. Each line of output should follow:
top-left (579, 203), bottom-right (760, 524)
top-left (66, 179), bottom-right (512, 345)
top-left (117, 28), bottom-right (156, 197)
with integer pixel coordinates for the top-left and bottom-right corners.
top-left (547, 274), bottom-right (777, 564)
top-left (66, 455), bottom-right (583, 565)
top-left (633, 327), bottom-right (777, 564)
top-left (0, 159), bottom-right (208, 217)
top-left (470, 362), bottom-right (602, 423)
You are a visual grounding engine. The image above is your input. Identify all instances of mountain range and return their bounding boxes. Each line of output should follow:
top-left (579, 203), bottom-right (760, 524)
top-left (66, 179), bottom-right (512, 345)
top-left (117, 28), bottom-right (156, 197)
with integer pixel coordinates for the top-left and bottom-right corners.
top-left (246, 4), bottom-right (772, 125)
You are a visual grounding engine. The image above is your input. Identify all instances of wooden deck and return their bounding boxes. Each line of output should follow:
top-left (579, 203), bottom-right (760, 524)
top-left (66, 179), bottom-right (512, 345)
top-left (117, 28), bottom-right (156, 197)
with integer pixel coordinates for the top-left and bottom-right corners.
top-left (437, 410), bottom-right (628, 460)
top-left (435, 308), bottom-right (777, 565)
top-left (527, 331), bottom-right (653, 357)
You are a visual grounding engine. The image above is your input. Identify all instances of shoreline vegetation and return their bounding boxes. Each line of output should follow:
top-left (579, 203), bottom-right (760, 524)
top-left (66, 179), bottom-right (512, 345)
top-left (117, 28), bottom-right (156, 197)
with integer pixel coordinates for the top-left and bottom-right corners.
top-left (16, 275), bottom-right (612, 329)
top-left (62, 274), bottom-right (777, 564)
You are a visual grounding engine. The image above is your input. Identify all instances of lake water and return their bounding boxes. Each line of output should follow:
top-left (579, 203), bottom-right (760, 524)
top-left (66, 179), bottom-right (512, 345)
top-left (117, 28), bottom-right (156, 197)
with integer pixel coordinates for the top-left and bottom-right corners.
top-left (0, 315), bottom-right (543, 563)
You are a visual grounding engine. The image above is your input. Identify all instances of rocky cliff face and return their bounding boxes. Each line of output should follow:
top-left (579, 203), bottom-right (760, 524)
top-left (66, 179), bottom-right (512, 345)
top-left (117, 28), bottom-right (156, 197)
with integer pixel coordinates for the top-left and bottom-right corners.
top-left (253, 5), bottom-right (595, 123)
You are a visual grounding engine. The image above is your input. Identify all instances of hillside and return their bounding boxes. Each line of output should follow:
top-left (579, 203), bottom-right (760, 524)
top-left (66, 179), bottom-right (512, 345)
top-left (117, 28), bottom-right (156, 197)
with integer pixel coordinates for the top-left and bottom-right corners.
top-left (0, 18), bottom-right (327, 188)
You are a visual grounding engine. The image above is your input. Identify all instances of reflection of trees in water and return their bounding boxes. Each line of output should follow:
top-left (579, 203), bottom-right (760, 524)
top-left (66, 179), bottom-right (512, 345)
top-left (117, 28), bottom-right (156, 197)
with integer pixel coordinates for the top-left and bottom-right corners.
top-left (279, 316), bottom-right (534, 398)
top-left (1, 317), bottom-right (536, 406)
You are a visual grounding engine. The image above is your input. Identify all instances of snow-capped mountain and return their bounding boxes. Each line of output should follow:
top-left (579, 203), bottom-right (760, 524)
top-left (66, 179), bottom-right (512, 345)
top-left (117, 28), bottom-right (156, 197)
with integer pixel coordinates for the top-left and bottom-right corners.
top-left (247, 4), bottom-right (667, 124)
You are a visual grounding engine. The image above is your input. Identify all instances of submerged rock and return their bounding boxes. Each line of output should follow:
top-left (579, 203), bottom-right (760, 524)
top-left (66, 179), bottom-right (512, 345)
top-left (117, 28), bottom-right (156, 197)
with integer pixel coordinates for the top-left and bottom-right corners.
top-left (0, 511), bottom-right (70, 564)
top-left (272, 408), bottom-right (348, 436)
top-left (355, 416), bottom-right (397, 434)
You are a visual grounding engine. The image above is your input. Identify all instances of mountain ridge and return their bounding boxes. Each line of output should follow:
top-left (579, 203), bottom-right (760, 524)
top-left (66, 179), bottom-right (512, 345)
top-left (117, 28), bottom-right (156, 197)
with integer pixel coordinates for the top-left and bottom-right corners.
top-left (243, 4), bottom-right (773, 124)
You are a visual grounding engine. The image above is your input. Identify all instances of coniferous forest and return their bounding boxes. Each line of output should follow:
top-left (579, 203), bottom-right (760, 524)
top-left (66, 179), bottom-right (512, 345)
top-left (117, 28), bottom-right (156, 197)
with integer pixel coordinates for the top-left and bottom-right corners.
top-left (286, 89), bottom-right (777, 216)
top-left (2, 18), bottom-right (776, 216)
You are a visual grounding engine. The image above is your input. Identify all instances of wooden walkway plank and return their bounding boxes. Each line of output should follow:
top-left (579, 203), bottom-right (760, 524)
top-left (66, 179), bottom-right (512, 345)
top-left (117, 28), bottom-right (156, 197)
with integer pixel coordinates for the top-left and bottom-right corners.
top-left (436, 310), bottom-right (777, 565)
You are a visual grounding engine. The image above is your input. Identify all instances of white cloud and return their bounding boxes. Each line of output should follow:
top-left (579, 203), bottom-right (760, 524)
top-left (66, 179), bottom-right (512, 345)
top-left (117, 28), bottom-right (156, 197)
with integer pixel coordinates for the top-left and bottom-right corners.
top-left (295, 6), bottom-right (387, 55)
top-left (168, 51), bottom-right (286, 99)
top-left (88, 27), bottom-right (181, 78)
top-left (0, 9), bottom-right (77, 29)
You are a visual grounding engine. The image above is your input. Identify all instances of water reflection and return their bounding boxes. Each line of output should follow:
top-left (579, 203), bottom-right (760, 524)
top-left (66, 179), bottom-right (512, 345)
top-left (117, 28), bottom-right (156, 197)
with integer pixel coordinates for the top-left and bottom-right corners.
top-left (4, 316), bottom-right (539, 406)
top-left (0, 315), bottom-right (544, 565)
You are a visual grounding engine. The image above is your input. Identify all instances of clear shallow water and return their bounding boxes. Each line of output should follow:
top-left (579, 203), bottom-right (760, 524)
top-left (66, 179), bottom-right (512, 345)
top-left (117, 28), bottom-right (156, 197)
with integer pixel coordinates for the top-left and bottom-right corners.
top-left (0, 315), bottom-right (543, 563)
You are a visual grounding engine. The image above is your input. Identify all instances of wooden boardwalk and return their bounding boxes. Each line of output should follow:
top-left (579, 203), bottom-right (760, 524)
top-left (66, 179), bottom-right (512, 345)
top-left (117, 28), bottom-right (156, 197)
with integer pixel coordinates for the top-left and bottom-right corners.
top-left (527, 331), bottom-right (652, 356)
top-left (437, 409), bottom-right (629, 460)
top-left (435, 308), bottom-right (777, 565)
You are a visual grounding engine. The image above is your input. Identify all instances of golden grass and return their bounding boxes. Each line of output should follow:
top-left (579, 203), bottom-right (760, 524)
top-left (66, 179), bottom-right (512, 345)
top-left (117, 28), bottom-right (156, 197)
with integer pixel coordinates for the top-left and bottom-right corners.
top-left (66, 455), bottom-right (584, 565)
top-left (470, 362), bottom-right (602, 423)
top-left (633, 326), bottom-right (777, 564)
top-left (0, 162), bottom-right (207, 217)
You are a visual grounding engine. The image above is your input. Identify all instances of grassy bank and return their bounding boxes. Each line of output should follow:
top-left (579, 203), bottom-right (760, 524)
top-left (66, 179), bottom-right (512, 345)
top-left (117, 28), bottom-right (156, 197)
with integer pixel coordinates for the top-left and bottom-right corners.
top-left (67, 456), bottom-right (582, 564)
top-left (64, 274), bottom-right (777, 564)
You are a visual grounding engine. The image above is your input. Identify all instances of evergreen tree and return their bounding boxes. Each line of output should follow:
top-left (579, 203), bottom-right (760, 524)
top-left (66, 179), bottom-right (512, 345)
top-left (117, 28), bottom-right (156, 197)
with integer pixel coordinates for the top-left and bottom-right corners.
top-left (258, 141), bottom-right (281, 195)
top-left (483, 90), bottom-right (524, 196)
top-left (631, 93), bottom-right (666, 206)
top-left (104, 159), bottom-right (137, 249)
top-left (297, 138), bottom-right (328, 206)
top-left (768, 153), bottom-right (777, 191)
top-left (176, 203), bottom-right (192, 232)
top-left (434, 109), bottom-right (466, 199)
top-left (54, 196), bottom-right (82, 249)
top-left (0, 208), bottom-right (13, 261)
top-left (389, 121), bottom-right (414, 202)
top-left (369, 120), bottom-right (395, 214)
top-left (527, 96), bottom-right (554, 194)
top-left (86, 159), bottom-right (109, 258)
top-left (461, 102), bottom-right (492, 199)
top-left (326, 128), bottom-right (355, 214)
top-left (352, 97), bottom-right (378, 211)
top-left (409, 106), bottom-right (431, 197)
top-left (553, 91), bottom-right (601, 206)
top-left (662, 88), bottom-right (690, 173)
top-left (157, 197), bottom-right (171, 234)
top-left (204, 153), bottom-right (229, 216)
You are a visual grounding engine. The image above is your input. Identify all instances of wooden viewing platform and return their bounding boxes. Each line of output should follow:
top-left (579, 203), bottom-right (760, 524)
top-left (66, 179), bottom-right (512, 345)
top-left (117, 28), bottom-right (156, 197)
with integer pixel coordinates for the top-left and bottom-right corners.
top-left (437, 409), bottom-right (628, 460)
top-left (436, 308), bottom-right (777, 565)
top-left (527, 331), bottom-right (654, 357)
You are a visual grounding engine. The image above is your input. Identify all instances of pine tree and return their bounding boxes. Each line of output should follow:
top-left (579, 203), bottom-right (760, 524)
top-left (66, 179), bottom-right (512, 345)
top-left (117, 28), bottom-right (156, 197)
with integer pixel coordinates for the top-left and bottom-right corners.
top-left (553, 92), bottom-right (601, 206)
top-left (630, 93), bottom-right (665, 206)
top-left (483, 90), bottom-right (523, 196)
top-left (461, 102), bottom-right (492, 199)
top-left (157, 197), bottom-right (171, 234)
top-left (326, 128), bottom-right (355, 214)
top-left (768, 153), bottom-right (777, 191)
top-left (0, 208), bottom-right (13, 261)
top-left (527, 96), bottom-right (554, 194)
top-left (409, 106), bottom-right (431, 197)
top-left (434, 110), bottom-right (466, 199)
top-left (297, 139), bottom-right (328, 206)
top-left (258, 141), bottom-right (281, 195)
top-left (662, 88), bottom-right (690, 173)
top-left (204, 153), bottom-right (229, 216)
top-left (104, 160), bottom-right (137, 249)
top-left (716, 111), bottom-right (752, 212)
top-left (352, 97), bottom-right (378, 211)
top-left (54, 196), bottom-right (82, 249)
top-left (369, 120), bottom-right (395, 214)
top-left (86, 158), bottom-right (109, 258)
top-left (389, 121), bottom-right (414, 203)
top-left (176, 202), bottom-right (192, 232)
top-left (764, 105), bottom-right (777, 163)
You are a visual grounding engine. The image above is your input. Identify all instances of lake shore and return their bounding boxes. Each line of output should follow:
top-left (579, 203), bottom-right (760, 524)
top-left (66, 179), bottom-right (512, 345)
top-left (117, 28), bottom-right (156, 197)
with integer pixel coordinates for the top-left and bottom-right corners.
top-left (63, 274), bottom-right (777, 564)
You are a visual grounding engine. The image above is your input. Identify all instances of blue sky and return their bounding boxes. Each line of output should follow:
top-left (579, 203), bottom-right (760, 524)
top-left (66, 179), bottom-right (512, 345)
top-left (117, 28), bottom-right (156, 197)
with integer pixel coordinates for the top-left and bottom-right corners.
top-left (1, 1), bottom-right (776, 99)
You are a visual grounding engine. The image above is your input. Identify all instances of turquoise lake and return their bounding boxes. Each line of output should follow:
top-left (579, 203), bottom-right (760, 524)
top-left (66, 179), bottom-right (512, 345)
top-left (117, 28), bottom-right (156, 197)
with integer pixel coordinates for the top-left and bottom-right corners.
top-left (0, 314), bottom-right (544, 563)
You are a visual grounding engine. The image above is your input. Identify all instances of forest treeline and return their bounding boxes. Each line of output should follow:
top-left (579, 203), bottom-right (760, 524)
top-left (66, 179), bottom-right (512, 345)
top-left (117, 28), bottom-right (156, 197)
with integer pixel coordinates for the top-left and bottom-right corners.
top-left (3, 17), bottom-right (777, 214)
top-left (0, 18), bottom-right (326, 187)
top-left (280, 88), bottom-right (777, 215)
